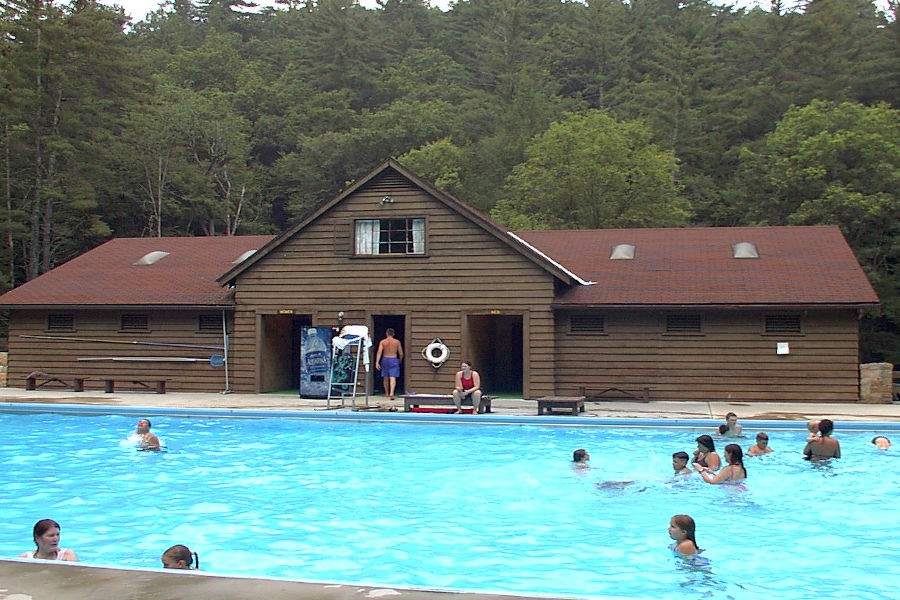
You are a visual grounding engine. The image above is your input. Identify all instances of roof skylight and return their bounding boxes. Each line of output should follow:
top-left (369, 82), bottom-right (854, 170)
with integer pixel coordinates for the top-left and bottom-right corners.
top-left (610, 244), bottom-right (635, 260)
top-left (133, 251), bottom-right (170, 265)
top-left (732, 242), bottom-right (759, 259)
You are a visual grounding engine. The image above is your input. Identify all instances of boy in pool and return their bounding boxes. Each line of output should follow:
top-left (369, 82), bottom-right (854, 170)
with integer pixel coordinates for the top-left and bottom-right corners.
top-left (672, 451), bottom-right (692, 475)
top-left (573, 448), bottom-right (590, 468)
top-left (748, 432), bottom-right (774, 455)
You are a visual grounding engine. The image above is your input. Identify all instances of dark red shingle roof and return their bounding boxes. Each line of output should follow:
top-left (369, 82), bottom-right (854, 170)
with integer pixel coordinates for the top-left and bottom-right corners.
top-left (515, 226), bottom-right (878, 307)
top-left (0, 236), bottom-right (274, 308)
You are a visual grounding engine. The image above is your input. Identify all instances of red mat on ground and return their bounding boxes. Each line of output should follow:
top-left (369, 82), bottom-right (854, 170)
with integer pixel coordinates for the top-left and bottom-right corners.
top-left (410, 407), bottom-right (473, 414)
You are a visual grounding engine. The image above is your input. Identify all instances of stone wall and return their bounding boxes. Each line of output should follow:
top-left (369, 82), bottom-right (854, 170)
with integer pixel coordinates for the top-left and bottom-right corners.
top-left (859, 362), bottom-right (893, 404)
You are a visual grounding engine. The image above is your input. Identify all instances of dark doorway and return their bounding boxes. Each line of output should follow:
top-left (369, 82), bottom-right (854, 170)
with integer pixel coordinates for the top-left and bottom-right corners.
top-left (372, 315), bottom-right (406, 396)
top-left (467, 314), bottom-right (523, 395)
top-left (259, 313), bottom-right (311, 392)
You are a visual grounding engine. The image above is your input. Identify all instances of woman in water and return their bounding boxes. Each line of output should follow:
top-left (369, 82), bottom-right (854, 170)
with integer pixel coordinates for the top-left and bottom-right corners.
top-left (161, 544), bottom-right (199, 570)
top-left (668, 514), bottom-right (700, 556)
top-left (697, 443), bottom-right (746, 484)
top-left (19, 519), bottom-right (78, 561)
top-left (803, 419), bottom-right (841, 460)
top-left (692, 435), bottom-right (721, 471)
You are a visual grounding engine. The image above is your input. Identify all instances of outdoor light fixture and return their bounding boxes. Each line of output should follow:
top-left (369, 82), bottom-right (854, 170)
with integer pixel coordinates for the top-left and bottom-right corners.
top-left (380, 196), bottom-right (394, 205)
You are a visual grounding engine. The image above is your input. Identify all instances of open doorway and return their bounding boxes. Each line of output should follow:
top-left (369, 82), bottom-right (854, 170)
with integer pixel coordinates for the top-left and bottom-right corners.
top-left (259, 313), bottom-right (311, 393)
top-left (467, 314), bottom-right (523, 395)
top-left (372, 315), bottom-right (406, 396)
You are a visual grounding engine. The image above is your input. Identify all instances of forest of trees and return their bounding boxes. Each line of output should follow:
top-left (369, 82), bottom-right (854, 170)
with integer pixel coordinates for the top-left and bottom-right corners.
top-left (1, 0), bottom-right (897, 361)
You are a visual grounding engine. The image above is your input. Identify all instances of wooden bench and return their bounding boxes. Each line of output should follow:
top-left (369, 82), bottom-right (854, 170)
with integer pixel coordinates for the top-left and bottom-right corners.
top-left (402, 393), bottom-right (494, 413)
top-left (537, 396), bottom-right (586, 416)
top-left (580, 386), bottom-right (651, 403)
top-left (25, 372), bottom-right (86, 392)
top-left (103, 378), bottom-right (169, 394)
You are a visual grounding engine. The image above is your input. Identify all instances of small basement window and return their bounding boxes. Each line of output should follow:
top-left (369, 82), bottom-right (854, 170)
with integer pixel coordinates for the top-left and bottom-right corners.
top-left (765, 314), bottom-right (802, 334)
top-left (47, 313), bottom-right (74, 331)
top-left (666, 314), bottom-right (702, 333)
top-left (120, 313), bottom-right (150, 331)
top-left (198, 314), bottom-right (221, 331)
top-left (570, 314), bottom-right (605, 334)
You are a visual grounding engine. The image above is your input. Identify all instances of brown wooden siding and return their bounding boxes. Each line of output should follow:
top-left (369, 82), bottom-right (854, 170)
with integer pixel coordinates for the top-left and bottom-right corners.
top-left (554, 309), bottom-right (861, 402)
top-left (228, 173), bottom-right (558, 396)
top-left (6, 309), bottom-right (230, 392)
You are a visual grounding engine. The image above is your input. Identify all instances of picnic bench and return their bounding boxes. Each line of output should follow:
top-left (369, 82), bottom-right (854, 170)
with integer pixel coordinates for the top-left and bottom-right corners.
top-left (25, 372), bottom-right (86, 392)
top-left (402, 393), bottom-right (495, 413)
top-left (536, 396), bottom-right (586, 416)
top-left (579, 386), bottom-right (652, 403)
top-left (102, 378), bottom-right (169, 394)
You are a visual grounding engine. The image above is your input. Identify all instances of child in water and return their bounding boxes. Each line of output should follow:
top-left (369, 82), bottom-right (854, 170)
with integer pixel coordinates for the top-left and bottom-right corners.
top-left (668, 515), bottom-right (700, 556)
top-left (161, 544), bottom-right (199, 570)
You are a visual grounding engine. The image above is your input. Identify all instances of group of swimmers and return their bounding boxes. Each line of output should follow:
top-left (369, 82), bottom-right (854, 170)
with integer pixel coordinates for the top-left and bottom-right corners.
top-left (577, 412), bottom-right (892, 559)
top-left (19, 518), bottom-right (198, 570)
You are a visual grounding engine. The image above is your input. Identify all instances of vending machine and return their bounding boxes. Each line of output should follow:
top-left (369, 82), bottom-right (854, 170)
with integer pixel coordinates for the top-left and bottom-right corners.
top-left (299, 326), bottom-right (333, 398)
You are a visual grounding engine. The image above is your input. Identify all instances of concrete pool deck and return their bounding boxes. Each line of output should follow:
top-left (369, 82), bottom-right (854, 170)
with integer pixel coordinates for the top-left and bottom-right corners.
top-left (2, 386), bottom-right (898, 600)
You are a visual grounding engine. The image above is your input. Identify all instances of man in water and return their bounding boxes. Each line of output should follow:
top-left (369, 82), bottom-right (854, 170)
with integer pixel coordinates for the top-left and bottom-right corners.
top-left (136, 418), bottom-right (160, 451)
top-left (375, 328), bottom-right (403, 401)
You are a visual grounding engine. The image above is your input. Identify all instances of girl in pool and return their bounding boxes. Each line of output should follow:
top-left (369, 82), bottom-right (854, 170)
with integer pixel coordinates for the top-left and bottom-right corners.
top-left (19, 519), bottom-right (78, 561)
top-left (161, 544), bottom-right (199, 570)
top-left (668, 514), bottom-right (700, 556)
top-left (692, 435), bottom-right (721, 471)
top-left (697, 443), bottom-right (746, 484)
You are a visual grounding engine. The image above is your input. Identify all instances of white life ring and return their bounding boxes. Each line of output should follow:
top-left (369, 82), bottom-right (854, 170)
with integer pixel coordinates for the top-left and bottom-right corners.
top-left (422, 339), bottom-right (450, 368)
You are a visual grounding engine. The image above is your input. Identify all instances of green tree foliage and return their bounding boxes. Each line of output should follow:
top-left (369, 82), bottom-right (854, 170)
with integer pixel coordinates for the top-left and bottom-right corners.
top-left (491, 110), bottom-right (689, 229)
top-left (740, 100), bottom-right (899, 362)
top-left (0, 0), bottom-right (897, 358)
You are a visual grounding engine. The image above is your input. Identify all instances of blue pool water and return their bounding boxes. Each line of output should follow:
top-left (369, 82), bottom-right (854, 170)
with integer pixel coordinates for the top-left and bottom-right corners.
top-left (1, 410), bottom-right (898, 599)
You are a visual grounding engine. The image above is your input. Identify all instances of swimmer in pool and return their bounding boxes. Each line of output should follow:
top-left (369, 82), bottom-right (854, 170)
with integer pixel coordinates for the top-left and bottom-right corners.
top-left (803, 419), bottom-right (841, 460)
top-left (747, 432), bottom-right (774, 455)
top-left (668, 514), bottom-right (700, 557)
top-left (805, 419), bottom-right (820, 443)
top-left (19, 519), bottom-right (78, 561)
top-left (672, 451), bottom-right (692, 475)
top-left (573, 448), bottom-right (590, 468)
top-left (161, 544), bottom-right (199, 569)
top-left (871, 436), bottom-right (891, 449)
top-left (717, 412), bottom-right (742, 437)
top-left (136, 418), bottom-right (161, 451)
top-left (692, 435), bottom-right (721, 471)
top-left (697, 444), bottom-right (746, 484)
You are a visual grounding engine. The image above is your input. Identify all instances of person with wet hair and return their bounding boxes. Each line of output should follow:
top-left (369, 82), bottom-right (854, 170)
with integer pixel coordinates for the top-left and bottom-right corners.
top-left (19, 519), bottom-right (78, 561)
top-left (572, 448), bottom-right (590, 468)
top-left (161, 544), bottom-right (199, 570)
top-left (697, 444), bottom-right (746, 484)
top-left (136, 418), bottom-right (160, 451)
top-left (803, 419), bottom-right (841, 460)
top-left (748, 432), bottom-right (774, 456)
top-left (717, 412), bottom-right (742, 437)
top-left (692, 435), bottom-right (721, 471)
top-left (871, 436), bottom-right (891, 450)
top-left (672, 451), bottom-right (692, 475)
top-left (668, 514), bottom-right (700, 556)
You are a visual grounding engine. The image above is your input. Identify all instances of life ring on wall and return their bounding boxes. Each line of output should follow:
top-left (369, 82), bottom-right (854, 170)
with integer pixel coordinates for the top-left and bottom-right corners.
top-left (422, 338), bottom-right (450, 368)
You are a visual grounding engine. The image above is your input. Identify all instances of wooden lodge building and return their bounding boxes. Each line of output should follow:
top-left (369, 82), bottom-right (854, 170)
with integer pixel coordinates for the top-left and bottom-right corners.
top-left (0, 160), bottom-right (880, 402)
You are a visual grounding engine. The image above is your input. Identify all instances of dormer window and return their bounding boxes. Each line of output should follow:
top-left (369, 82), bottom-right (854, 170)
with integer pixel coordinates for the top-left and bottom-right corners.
top-left (732, 242), bottom-right (759, 259)
top-left (355, 218), bottom-right (425, 255)
top-left (610, 244), bottom-right (635, 260)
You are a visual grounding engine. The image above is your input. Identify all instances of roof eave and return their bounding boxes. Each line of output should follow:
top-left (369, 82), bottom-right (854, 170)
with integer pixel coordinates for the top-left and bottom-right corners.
top-left (551, 302), bottom-right (881, 310)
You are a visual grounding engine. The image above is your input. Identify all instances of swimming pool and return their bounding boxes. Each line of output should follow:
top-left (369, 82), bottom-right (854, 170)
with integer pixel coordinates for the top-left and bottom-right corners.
top-left (1, 406), bottom-right (898, 599)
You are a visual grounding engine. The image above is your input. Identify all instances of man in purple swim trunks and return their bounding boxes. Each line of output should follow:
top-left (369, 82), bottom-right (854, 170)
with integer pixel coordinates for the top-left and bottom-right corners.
top-left (375, 328), bottom-right (403, 400)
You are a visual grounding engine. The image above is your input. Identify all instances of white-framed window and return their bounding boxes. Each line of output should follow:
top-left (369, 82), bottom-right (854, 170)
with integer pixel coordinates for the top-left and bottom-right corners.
top-left (355, 218), bottom-right (425, 255)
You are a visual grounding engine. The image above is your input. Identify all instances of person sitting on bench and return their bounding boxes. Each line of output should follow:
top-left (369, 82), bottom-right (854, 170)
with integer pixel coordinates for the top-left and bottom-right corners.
top-left (452, 360), bottom-right (483, 414)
